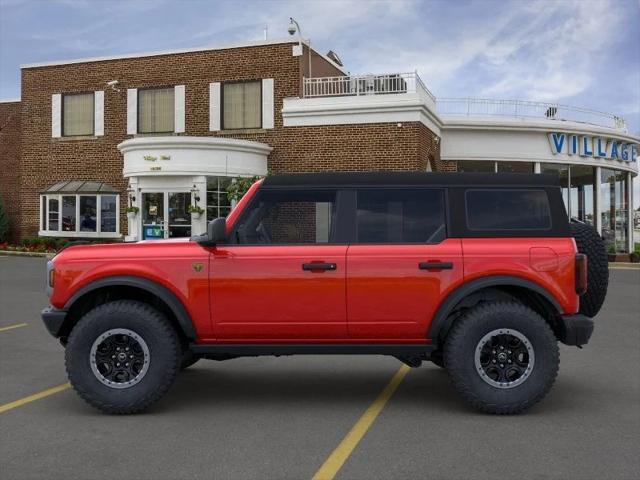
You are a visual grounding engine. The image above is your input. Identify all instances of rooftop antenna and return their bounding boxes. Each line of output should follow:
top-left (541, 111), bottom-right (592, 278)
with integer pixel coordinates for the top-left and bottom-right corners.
top-left (263, 24), bottom-right (268, 41)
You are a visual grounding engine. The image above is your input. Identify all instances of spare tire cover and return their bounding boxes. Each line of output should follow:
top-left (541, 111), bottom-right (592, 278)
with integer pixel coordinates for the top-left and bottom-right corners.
top-left (570, 221), bottom-right (609, 317)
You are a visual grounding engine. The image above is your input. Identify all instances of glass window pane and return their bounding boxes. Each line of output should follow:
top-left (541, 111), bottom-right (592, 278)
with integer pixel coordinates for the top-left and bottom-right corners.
top-left (234, 190), bottom-right (337, 244)
top-left (356, 189), bottom-right (446, 243)
top-left (138, 88), bottom-right (175, 133)
top-left (41, 196), bottom-right (46, 230)
top-left (570, 165), bottom-right (595, 225)
top-left (79, 196), bottom-right (97, 232)
top-left (497, 162), bottom-right (534, 173)
top-left (207, 176), bottom-right (233, 220)
top-left (63, 92), bottom-right (94, 136)
top-left (466, 189), bottom-right (552, 230)
top-left (541, 163), bottom-right (569, 213)
top-left (602, 170), bottom-right (629, 252)
top-left (48, 197), bottom-right (59, 231)
top-left (100, 195), bottom-right (117, 233)
top-left (223, 82), bottom-right (261, 129)
top-left (457, 160), bottom-right (495, 172)
top-left (62, 196), bottom-right (76, 232)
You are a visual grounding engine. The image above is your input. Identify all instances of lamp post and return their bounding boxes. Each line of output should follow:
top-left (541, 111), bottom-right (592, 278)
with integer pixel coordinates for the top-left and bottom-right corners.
top-left (288, 17), bottom-right (311, 95)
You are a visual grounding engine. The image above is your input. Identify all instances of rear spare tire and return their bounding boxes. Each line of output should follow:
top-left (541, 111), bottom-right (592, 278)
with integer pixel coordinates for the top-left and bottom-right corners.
top-left (570, 221), bottom-right (608, 317)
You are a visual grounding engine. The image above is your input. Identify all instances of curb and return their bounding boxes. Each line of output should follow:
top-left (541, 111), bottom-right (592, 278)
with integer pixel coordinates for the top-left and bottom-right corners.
top-left (609, 262), bottom-right (640, 269)
top-left (0, 250), bottom-right (55, 259)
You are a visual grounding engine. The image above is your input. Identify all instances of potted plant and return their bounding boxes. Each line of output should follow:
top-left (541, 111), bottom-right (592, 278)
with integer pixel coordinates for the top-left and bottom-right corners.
top-left (187, 204), bottom-right (204, 220)
top-left (126, 206), bottom-right (139, 220)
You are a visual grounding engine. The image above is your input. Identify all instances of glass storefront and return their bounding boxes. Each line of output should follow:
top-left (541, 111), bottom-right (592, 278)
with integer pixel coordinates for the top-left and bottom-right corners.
top-left (457, 160), bottom-right (495, 172)
top-left (601, 169), bottom-right (628, 253)
top-left (570, 165), bottom-right (596, 226)
top-left (497, 162), bottom-right (534, 173)
top-left (453, 160), bottom-right (634, 252)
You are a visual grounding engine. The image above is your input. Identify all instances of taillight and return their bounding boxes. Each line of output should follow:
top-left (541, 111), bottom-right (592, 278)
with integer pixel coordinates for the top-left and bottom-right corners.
top-left (575, 254), bottom-right (587, 295)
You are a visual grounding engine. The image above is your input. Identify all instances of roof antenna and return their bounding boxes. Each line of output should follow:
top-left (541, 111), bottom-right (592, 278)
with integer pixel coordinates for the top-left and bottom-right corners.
top-left (263, 24), bottom-right (268, 40)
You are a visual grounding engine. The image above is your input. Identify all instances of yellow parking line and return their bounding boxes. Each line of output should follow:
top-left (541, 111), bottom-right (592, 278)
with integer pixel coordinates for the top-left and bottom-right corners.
top-left (0, 323), bottom-right (28, 333)
top-left (610, 266), bottom-right (640, 270)
top-left (312, 365), bottom-right (410, 480)
top-left (0, 383), bottom-right (70, 414)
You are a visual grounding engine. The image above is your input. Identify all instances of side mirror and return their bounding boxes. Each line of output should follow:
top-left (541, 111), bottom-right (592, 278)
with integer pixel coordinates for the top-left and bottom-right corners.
top-left (193, 217), bottom-right (226, 246)
top-left (208, 217), bottom-right (227, 244)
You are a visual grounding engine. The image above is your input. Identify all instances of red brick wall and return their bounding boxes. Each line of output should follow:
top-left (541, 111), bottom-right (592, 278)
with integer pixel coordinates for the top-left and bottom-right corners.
top-left (0, 101), bottom-right (21, 241)
top-left (16, 41), bottom-right (441, 240)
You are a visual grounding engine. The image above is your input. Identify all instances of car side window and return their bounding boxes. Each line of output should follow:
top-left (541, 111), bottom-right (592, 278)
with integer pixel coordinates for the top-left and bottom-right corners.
top-left (356, 189), bottom-right (446, 243)
top-left (465, 189), bottom-right (552, 230)
top-left (233, 189), bottom-right (338, 245)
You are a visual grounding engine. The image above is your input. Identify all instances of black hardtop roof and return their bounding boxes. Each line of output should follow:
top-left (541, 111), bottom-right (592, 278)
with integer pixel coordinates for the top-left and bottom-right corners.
top-left (262, 172), bottom-right (560, 188)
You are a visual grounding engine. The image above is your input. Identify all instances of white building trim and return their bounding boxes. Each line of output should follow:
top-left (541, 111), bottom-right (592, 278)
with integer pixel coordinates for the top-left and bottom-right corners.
top-left (0, 97), bottom-right (21, 103)
top-left (127, 88), bottom-right (137, 135)
top-left (118, 136), bottom-right (271, 178)
top-left (282, 92), bottom-right (442, 136)
top-left (20, 38), bottom-right (336, 68)
top-left (94, 90), bottom-right (104, 136)
top-left (209, 82), bottom-right (221, 131)
top-left (174, 85), bottom-right (186, 133)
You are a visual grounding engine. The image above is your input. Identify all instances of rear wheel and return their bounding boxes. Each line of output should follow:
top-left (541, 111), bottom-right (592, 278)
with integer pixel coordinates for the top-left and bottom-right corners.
top-left (444, 301), bottom-right (559, 414)
top-left (65, 300), bottom-right (181, 414)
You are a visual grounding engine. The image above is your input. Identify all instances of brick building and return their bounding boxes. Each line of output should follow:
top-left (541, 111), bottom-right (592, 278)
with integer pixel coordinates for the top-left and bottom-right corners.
top-left (0, 38), bottom-right (637, 251)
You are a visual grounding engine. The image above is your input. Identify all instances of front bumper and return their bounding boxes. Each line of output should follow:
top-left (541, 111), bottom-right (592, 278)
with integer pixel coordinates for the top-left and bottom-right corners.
top-left (41, 306), bottom-right (68, 338)
top-left (558, 314), bottom-right (594, 346)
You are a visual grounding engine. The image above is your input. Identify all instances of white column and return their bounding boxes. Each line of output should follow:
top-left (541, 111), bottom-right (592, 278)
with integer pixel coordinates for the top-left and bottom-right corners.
top-left (125, 177), bottom-right (140, 242)
top-left (262, 78), bottom-right (274, 129)
top-left (191, 175), bottom-right (207, 236)
top-left (595, 166), bottom-right (602, 234)
top-left (627, 172), bottom-right (633, 253)
top-left (534, 162), bottom-right (541, 174)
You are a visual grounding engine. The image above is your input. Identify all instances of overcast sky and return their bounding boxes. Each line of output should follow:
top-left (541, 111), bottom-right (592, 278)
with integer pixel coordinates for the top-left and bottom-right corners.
top-left (1, 0), bottom-right (638, 203)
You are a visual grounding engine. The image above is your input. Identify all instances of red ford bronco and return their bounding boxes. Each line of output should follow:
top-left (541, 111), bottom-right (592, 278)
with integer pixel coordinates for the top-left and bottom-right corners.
top-left (42, 172), bottom-right (608, 414)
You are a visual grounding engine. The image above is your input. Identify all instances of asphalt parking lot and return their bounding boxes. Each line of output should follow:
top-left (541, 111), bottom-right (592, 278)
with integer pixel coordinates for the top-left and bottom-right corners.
top-left (1, 256), bottom-right (639, 480)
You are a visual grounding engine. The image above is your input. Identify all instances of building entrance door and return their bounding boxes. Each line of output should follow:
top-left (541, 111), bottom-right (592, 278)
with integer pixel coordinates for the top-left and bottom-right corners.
top-left (141, 191), bottom-right (191, 239)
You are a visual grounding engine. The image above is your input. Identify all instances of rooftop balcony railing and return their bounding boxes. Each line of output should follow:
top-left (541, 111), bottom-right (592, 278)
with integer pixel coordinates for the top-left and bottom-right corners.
top-left (302, 73), bottom-right (628, 132)
top-left (436, 98), bottom-right (627, 132)
top-left (303, 72), bottom-right (436, 102)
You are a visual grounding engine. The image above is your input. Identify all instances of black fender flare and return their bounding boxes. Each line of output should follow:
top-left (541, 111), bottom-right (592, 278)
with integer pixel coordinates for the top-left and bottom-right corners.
top-left (427, 276), bottom-right (563, 343)
top-left (64, 275), bottom-right (196, 340)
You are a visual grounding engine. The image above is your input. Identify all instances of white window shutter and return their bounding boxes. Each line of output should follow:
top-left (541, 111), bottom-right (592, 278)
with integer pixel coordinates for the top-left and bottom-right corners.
top-left (127, 88), bottom-right (137, 134)
top-left (174, 85), bottom-right (185, 133)
top-left (209, 82), bottom-right (221, 131)
top-left (262, 78), bottom-right (274, 129)
top-left (51, 94), bottom-right (62, 138)
top-left (94, 90), bottom-right (104, 136)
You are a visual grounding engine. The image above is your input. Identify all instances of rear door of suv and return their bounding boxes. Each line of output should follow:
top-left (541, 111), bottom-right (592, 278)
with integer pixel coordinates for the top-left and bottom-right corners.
top-left (346, 187), bottom-right (463, 340)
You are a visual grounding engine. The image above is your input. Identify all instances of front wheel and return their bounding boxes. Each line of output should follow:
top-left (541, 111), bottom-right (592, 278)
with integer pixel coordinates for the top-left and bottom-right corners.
top-left (444, 301), bottom-right (559, 414)
top-left (65, 300), bottom-right (182, 414)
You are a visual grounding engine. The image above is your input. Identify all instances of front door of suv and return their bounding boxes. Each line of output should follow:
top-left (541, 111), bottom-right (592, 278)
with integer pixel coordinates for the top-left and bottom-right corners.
top-left (209, 188), bottom-right (348, 341)
top-left (346, 188), bottom-right (463, 341)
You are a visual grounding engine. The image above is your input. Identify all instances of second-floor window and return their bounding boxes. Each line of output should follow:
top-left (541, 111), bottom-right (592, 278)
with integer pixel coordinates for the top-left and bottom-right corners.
top-left (63, 92), bottom-right (94, 136)
top-left (223, 81), bottom-right (261, 130)
top-left (138, 87), bottom-right (175, 133)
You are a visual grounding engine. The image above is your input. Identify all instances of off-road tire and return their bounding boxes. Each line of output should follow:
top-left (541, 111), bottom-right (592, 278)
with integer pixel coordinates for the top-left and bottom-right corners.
top-left (180, 350), bottom-right (200, 370)
top-left (570, 221), bottom-right (608, 317)
top-left (444, 301), bottom-right (559, 414)
top-left (65, 300), bottom-right (181, 414)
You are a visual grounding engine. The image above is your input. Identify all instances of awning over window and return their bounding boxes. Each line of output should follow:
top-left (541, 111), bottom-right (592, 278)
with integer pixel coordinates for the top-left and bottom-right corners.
top-left (41, 181), bottom-right (119, 194)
